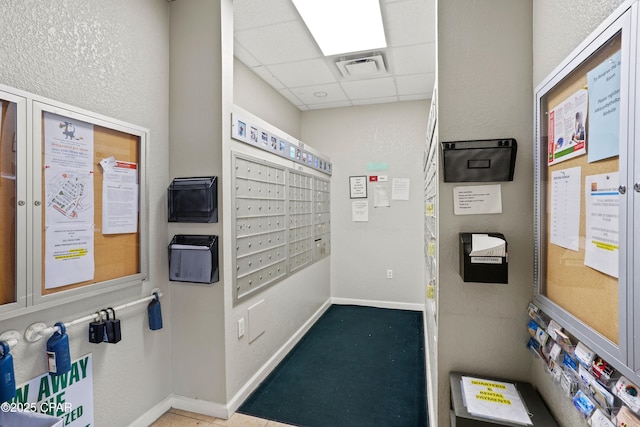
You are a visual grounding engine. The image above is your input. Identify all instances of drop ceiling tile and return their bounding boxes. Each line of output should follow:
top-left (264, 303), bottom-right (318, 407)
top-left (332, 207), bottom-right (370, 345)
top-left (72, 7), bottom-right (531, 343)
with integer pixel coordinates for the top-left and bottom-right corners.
top-left (396, 73), bottom-right (434, 95)
top-left (391, 43), bottom-right (435, 75)
top-left (384, 0), bottom-right (435, 46)
top-left (233, 0), bottom-right (438, 111)
top-left (278, 89), bottom-right (304, 106)
top-left (235, 21), bottom-right (320, 65)
top-left (288, 83), bottom-right (348, 104)
top-left (267, 59), bottom-right (336, 88)
top-left (233, 0), bottom-right (300, 31)
top-left (341, 77), bottom-right (397, 99)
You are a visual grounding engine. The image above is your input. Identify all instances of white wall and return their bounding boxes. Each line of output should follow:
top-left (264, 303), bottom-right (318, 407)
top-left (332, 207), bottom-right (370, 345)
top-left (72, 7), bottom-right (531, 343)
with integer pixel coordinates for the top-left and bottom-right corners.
top-left (225, 20), bottom-right (332, 408)
top-left (233, 58), bottom-right (302, 139)
top-left (531, 1), bottom-right (626, 425)
top-left (168, 0), bottom-right (227, 409)
top-left (0, 1), bottom-right (172, 426)
top-left (300, 102), bottom-right (428, 309)
top-left (533, 0), bottom-right (625, 86)
top-left (436, 0), bottom-right (534, 425)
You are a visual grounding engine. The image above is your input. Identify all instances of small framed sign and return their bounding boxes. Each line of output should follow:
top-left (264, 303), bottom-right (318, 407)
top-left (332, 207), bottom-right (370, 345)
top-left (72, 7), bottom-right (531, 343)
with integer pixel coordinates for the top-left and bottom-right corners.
top-left (349, 176), bottom-right (367, 199)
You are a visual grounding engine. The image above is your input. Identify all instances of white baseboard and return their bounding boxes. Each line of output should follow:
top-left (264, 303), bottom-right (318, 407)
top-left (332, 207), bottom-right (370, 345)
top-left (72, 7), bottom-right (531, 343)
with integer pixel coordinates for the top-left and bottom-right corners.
top-left (128, 394), bottom-right (229, 426)
top-left (331, 297), bottom-right (425, 312)
top-left (170, 395), bottom-right (230, 419)
top-left (226, 298), bottom-right (332, 414)
top-left (128, 395), bottom-right (173, 427)
top-left (423, 310), bottom-right (438, 427)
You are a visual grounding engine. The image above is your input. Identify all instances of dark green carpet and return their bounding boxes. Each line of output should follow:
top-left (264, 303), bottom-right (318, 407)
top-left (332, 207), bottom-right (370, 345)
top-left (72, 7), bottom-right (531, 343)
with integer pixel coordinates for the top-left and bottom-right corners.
top-left (238, 304), bottom-right (427, 427)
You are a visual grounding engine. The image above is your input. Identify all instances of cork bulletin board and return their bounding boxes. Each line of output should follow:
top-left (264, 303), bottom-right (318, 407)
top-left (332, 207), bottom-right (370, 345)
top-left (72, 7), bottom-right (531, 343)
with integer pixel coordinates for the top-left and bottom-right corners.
top-left (40, 108), bottom-right (143, 296)
top-left (538, 33), bottom-right (621, 344)
top-left (0, 100), bottom-right (17, 305)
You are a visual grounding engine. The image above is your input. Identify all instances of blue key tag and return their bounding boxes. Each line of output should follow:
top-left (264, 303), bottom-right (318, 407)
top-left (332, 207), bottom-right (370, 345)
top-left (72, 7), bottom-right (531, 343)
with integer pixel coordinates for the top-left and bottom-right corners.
top-left (46, 322), bottom-right (71, 376)
top-left (0, 342), bottom-right (16, 403)
top-left (147, 293), bottom-right (163, 330)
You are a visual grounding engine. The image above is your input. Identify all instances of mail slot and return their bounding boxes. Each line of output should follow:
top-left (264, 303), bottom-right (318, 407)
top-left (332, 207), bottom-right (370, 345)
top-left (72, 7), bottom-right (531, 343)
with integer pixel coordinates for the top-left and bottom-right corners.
top-left (459, 233), bottom-right (508, 284)
top-left (442, 139), bottom-right (517, 182)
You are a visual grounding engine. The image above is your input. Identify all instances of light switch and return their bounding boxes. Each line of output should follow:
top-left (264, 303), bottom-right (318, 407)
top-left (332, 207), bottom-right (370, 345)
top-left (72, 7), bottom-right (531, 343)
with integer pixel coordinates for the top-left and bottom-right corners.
top-left (238, 318), bottom-right (245, 338)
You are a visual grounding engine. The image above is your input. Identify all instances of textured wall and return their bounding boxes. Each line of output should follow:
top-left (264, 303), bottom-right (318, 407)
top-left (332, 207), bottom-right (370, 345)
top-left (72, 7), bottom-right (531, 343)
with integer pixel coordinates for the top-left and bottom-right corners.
top-left (0, 0), bottom-right (169, 123)
top-left (436, 0), bottom-right (534, 425)
top-left (533, 0), bottom-right (625, 87)
top-left (0, 1), bottom-right (171, 426)
top-left (531, 1), bottom-right (627, 426)
top-left (300, 101), bottom-right (428, 307)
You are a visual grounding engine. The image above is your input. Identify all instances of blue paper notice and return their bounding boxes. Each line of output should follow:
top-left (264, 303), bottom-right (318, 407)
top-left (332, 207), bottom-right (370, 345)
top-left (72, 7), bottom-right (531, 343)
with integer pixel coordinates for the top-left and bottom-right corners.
top-left (587, 51), bottom-right (621, 163)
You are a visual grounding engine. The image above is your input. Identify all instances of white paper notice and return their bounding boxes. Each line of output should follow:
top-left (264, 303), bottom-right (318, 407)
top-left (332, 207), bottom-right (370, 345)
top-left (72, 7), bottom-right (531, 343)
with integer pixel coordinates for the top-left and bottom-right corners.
top-left (461, 376), bottom-right (532, 425)
top-left (44, 112), bottom-right (95, 288)
top-left (44, 168), bottom-right (94, 224)
top-left (589, 409), bottom-right (615, 427)
top-left (453, 184), bottom-right (502, 215)
top-left (550, 167), bottom-right (581, 251)
top-left (584, 172), bottom-right (619, 277)
top-left (349, 176), bottom-right (367, 198)
top-left (45, 225), bottom-right (95, 289)
top-left (352, 200), bottom-right (369, 222)
top-left (44, 112), bottom-right (94, 171)
top-left (373, 184), bottom-right (390, 207)
top-left (101, 159), bottom-right (139, 234)
top-left (470, 234), bottom-right (506, 257)
top-left (391, 178), bottom-right (410, 200)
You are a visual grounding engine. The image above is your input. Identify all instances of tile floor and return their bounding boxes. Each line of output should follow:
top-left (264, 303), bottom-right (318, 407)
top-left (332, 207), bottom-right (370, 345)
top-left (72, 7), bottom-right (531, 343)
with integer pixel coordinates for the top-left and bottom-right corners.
top-left (150, 408), bottom-right (296, 427)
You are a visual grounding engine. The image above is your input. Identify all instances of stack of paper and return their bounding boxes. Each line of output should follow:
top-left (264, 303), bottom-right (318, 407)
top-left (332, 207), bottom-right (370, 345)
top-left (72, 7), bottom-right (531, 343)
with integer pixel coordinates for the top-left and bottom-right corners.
top-left (461, 376), bottom-right (532, 425)
top-left (469, 234), bottom-right (506, 257)
top-left (169, 244), bottom-right (212, 283)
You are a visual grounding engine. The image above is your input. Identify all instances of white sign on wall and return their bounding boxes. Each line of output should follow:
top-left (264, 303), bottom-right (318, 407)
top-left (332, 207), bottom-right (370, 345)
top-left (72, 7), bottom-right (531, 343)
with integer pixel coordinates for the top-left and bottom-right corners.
top-left (453, 184), bottom-right (502, 215)
top-left (6, 354), bottom-right (94, 426)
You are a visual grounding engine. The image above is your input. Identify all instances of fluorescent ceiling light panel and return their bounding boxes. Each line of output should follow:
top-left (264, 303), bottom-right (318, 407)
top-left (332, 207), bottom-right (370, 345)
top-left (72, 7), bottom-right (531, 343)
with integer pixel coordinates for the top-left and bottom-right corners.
top-left (292, 0), bottom-right (387, 56)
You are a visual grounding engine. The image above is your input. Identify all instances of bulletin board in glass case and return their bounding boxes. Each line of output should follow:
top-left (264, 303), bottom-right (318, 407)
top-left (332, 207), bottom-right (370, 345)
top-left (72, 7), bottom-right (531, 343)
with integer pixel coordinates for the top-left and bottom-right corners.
top-left (535, 30), bottom-right (623, 346)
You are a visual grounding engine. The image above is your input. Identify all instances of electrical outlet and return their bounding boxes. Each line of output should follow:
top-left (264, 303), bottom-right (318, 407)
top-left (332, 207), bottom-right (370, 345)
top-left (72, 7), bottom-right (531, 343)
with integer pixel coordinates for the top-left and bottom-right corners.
top-left (386, 269), bottom-right (393, 279)
top-left (238, 318), bottom-right (245, 338)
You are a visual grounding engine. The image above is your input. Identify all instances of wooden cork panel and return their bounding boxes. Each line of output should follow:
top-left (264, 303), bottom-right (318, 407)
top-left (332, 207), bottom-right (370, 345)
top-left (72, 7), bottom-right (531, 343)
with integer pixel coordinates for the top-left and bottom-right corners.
top-left (541, 34), bottom-right (621, 343)
top-left (41, 116), bottom-right (141, 295)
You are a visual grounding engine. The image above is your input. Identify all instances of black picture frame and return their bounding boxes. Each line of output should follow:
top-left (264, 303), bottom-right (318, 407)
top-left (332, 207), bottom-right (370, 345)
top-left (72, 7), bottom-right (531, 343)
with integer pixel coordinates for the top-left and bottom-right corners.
top-left (349, 175), bottom-right (367, 199)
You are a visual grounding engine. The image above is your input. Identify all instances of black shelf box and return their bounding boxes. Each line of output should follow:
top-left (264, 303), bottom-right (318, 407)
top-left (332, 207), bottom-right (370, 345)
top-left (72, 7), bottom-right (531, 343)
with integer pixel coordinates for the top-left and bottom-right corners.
top-left (169, 235), bottom-right (219, 284)
top-left (442, 139), bottom-right (517, 182)
top-left (168, 176), bottom-right (218, 223)
top-left (459, 233), bottom-right (508, 284)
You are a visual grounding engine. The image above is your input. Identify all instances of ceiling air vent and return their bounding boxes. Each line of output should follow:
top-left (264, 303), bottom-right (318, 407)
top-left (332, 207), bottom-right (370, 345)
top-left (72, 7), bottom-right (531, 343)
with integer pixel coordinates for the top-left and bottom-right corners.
top-left (336, 55), bottom-right (387, 79)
